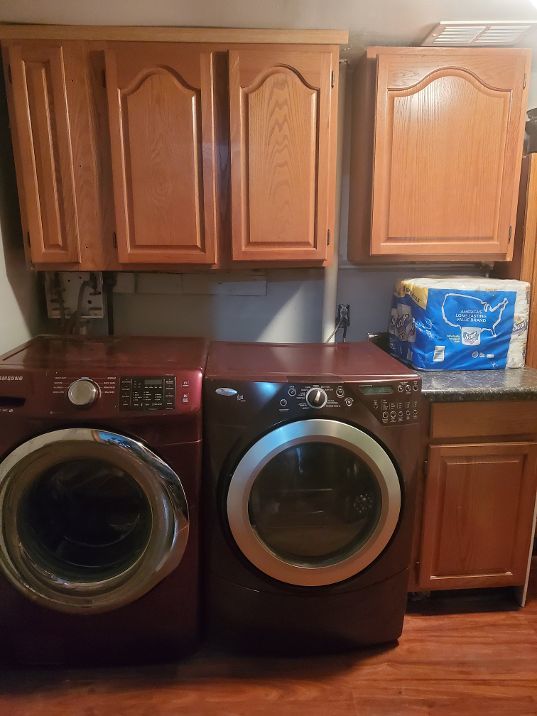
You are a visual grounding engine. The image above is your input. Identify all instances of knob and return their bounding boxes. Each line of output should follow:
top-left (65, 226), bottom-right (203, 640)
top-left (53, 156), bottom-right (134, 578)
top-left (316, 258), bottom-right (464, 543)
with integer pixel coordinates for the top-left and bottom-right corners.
top-left (67, 378), bottom-right (100, 408)
top-left (306, 388), bottom-right (328, 409)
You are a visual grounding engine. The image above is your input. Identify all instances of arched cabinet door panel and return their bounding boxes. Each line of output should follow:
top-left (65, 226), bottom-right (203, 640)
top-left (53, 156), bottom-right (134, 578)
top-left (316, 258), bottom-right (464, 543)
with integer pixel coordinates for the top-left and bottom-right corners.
top-left (105, 43), bottom-right (218, 264)
top-left (8, 42), bottom-right (81, 265)
top-left (229, 47), bottom-right (338, 262)
top-left (371, 49), bottom-right (530, 259)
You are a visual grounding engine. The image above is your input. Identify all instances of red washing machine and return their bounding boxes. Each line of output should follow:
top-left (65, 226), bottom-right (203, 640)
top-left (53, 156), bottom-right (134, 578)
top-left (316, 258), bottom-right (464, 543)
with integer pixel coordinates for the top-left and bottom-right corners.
top-left (0, 335), bottom-right (207, 666)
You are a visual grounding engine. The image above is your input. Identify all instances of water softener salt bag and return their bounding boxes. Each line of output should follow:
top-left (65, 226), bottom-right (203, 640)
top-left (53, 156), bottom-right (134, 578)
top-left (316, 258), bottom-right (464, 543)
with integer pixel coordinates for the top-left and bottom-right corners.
top-left (388, 277), bottom-right (530, 370)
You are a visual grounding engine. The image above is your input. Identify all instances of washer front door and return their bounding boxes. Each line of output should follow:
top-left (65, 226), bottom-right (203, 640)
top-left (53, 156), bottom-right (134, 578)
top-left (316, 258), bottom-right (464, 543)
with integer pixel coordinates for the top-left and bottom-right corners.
top-left (227, 419), bottom-right (401, 587)
top-left (0, 429), bottom-right (189, 613)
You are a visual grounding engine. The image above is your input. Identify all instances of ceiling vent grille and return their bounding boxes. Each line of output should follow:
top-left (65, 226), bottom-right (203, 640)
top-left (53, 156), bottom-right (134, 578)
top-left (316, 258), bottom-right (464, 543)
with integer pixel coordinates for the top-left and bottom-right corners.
top-left (422, 21), bottom-right (537, 47)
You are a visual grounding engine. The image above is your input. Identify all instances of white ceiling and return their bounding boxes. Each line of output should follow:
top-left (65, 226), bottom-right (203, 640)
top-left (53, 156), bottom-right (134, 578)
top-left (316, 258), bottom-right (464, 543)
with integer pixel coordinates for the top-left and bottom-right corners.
top-left (1, 0), bottom-right (537, 56)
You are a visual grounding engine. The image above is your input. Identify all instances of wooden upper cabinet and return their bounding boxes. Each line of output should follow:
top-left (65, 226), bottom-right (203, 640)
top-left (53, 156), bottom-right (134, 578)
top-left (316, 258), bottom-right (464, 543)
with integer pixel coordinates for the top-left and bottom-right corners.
top-left (419, 442), bottom-right (537, 590)
top-left (348, 47), bottom-right (531, 262)
top-left (7, 42), bottom-right (81, 264)
top-left (105, 43), bottom-right (219, 264)
top-left (229, 47), bottom-right (338, 262)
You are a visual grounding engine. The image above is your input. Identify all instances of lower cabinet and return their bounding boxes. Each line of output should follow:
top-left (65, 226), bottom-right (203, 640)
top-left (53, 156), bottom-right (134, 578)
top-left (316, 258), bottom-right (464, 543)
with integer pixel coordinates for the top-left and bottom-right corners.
top-left (418, 441), bottom-right (537, 590)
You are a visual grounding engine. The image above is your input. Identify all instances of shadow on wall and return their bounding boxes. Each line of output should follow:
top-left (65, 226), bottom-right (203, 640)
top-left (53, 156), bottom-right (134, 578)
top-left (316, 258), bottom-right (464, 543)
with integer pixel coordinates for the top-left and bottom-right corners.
top-left (112, 269), bottom-right (325, 343)
top-left (0, 63), bottom-right (40, 351)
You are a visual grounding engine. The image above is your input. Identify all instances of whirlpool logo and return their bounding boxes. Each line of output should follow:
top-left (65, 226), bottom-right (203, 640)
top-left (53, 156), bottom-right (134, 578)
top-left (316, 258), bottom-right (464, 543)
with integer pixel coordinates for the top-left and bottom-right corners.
top-left (0, 375), bottom-right (23, 381)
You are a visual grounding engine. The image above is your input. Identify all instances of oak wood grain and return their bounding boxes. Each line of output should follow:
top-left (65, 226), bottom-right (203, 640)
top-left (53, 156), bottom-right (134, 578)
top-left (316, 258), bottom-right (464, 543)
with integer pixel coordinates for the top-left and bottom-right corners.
top-left (495, 153), bottom-right (537, 369)
top-left (7, 42), bottom-right (80, 264)
top-left (229, 46), bottom-right (338, 262)
top-left (2, 40), bottom-right (122, 271)
top-left (419, 442), bottom-right (537, 589)
top-left (105, 42), bottom-right (218, 265)
top-left (1, 567), bottom-right (537, 714)
top-left (431, 401), bottom-right (537, 440)
top-left (348, 47), bottom-right (530, 263)
top-left (0, 26), bottom-right (349, 45)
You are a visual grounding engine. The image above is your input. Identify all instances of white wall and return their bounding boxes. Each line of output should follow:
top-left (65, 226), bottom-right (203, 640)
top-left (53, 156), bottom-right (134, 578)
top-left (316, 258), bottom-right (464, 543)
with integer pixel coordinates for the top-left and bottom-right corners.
top-left (0, 68), bottom-right (39, 354)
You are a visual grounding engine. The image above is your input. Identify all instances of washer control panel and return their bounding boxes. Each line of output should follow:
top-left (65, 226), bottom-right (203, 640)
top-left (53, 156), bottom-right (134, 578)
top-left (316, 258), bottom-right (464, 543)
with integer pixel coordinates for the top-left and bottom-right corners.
top-left (277, 380), bottom-right (421, 424)
top-left (49, 374), bottom-right (186, 412)
top-left (120, 376), bottom-right (176, 411)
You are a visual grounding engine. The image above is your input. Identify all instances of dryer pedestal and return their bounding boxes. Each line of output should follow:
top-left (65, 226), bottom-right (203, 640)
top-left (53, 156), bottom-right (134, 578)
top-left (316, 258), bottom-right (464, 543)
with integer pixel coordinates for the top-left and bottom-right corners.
top-left (207, 569), bottom-right (410, 653)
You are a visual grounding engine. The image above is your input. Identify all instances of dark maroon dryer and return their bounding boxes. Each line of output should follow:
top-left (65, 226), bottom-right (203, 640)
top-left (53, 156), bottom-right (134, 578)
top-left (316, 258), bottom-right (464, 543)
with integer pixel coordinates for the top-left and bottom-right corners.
top-left (0, 335), bottom-right (207, 666)
top-left (203, 340), bottom-right (422, 651)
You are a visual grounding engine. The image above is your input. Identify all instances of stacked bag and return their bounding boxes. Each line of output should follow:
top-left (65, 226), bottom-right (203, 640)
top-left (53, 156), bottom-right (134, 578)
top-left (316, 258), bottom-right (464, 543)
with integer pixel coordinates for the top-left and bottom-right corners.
top-left (388, 277), bottom-right (530, 370)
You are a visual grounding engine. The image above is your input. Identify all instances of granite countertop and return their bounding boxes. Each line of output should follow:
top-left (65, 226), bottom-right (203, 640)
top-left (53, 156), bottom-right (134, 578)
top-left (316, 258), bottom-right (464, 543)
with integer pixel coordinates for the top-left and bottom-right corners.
top-left (419, 367), bottom-right (537, 402)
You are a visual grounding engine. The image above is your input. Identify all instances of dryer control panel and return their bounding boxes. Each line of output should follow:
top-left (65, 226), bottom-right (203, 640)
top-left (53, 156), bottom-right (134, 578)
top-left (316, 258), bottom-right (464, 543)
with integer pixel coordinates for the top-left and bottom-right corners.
top-left (276, 379), bottom-right (421, 424)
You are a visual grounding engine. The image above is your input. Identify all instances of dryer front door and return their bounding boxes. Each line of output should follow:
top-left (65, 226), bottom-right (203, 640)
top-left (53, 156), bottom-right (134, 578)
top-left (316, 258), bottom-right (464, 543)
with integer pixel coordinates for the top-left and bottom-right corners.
top-left (0, 428), bottom-right (189, 613)
top-left (227, 419), bottom-right (401, 587)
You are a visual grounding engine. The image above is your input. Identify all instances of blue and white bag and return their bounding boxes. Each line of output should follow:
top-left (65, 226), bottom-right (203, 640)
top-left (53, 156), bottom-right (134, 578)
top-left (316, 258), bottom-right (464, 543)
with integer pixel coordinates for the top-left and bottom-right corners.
top-left (388, 277), bottom-right (530, 370)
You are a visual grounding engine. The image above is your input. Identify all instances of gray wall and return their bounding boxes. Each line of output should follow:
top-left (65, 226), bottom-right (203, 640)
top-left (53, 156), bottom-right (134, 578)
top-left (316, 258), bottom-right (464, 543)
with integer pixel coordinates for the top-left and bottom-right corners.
top-left (0, 66), bottom-right (39, 353)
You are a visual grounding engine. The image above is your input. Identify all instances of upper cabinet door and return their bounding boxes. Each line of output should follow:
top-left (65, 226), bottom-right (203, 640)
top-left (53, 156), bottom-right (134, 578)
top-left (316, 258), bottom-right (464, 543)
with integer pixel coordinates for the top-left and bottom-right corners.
top-left (229, 48), bottom-right (337, 262)
top-left (370, 49), bottom-right (530, 260)
top-left (105, 43), bottom-right (218, 264)
top-left (8, 43), bottom-right (81, 264)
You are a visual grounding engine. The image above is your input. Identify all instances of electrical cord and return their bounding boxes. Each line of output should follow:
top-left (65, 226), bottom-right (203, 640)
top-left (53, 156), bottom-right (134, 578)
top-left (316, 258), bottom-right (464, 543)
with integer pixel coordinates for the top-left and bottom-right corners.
top-left (65, 279), bottom-right (91, 335)
top-left (325, 318), bottom-right (343, 343)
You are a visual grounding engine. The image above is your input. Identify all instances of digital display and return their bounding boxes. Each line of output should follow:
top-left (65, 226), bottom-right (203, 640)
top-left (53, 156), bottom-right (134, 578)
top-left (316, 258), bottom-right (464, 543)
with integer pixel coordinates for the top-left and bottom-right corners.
top-left (144, 378), bottom-right (163, 387)
top-left (359, 385), bottom-right (394, 395)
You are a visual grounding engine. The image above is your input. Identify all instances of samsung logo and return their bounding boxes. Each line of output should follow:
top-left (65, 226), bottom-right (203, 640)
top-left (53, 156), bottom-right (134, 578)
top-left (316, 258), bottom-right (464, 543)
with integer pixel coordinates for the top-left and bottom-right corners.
top-left (0, 375), bottom-right (23, 381)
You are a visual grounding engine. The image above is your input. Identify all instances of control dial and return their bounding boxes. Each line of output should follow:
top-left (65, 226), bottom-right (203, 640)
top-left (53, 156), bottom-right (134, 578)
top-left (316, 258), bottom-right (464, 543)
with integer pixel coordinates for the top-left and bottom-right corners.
top-left (67, 378), bottom-right (100, 408)
top-left (306, 388), bottom-right (328, 409)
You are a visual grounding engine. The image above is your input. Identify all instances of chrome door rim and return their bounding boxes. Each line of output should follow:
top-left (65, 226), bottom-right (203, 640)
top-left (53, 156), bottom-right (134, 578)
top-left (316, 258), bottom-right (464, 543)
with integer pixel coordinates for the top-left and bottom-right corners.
top-left (0, 428), bottom-right (189, 614)
top-left (227, 419), bottom-right (401, 587)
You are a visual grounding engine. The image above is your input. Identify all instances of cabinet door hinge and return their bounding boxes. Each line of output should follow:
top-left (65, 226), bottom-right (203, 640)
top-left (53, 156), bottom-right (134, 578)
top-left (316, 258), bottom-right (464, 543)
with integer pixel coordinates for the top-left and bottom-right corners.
top-left (508, 225), bottom-right (513, 242)
top-left (112, 231), bottom-right (117, 248)
top-left (330, 69), bottom-right (335, 88)
top-left (423, 458), bottom-right (428, 474)
top-left (524, 73), bottom-right (527, 89)
top-left (327, 229), bottom-right (331, 246)
top-left (7, 64), bottom-right (12, 84)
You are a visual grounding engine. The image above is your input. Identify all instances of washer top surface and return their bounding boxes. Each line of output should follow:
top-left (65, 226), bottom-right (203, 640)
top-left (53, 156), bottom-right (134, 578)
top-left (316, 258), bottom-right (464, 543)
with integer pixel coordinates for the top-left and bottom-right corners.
top-left (206, 341), bottom-right (418, 382)
top-left (0, 335), bottom-right (208, 371)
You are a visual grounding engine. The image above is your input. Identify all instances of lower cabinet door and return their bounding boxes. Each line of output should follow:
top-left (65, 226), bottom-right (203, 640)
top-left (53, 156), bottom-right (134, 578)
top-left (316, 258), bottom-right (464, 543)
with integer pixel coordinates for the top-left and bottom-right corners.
top-left (419, 442), bottom-right (537, 589)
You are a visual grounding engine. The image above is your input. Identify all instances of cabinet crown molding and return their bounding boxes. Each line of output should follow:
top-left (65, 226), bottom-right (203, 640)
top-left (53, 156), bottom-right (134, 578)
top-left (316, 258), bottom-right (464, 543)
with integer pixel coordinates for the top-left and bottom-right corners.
top-left (0, 24), bottom-right (349, 45)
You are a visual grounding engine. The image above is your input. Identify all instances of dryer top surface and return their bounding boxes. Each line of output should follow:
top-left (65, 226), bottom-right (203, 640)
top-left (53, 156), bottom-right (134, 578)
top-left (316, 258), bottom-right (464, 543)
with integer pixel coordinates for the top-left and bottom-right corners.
top-left (206, 341), bottom-right (418, 382)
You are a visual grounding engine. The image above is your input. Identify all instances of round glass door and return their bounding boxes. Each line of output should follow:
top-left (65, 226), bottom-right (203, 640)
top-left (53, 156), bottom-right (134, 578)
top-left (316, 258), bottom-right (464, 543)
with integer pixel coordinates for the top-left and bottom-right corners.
top-left (227, 419), bottom-right (401, 586)
top-left (0, 429), bottom-right (189, 613)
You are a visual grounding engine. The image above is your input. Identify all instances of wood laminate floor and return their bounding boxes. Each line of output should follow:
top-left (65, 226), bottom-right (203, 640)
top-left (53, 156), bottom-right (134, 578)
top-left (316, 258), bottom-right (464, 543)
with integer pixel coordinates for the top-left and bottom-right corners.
top-left (1, 564), bottom-right (537, 716)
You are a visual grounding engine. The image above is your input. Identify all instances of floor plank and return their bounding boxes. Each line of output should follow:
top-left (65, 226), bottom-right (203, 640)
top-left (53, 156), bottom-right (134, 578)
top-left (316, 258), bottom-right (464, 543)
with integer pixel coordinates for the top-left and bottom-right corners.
top-left (2, 563), bottom-right (537, 715)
